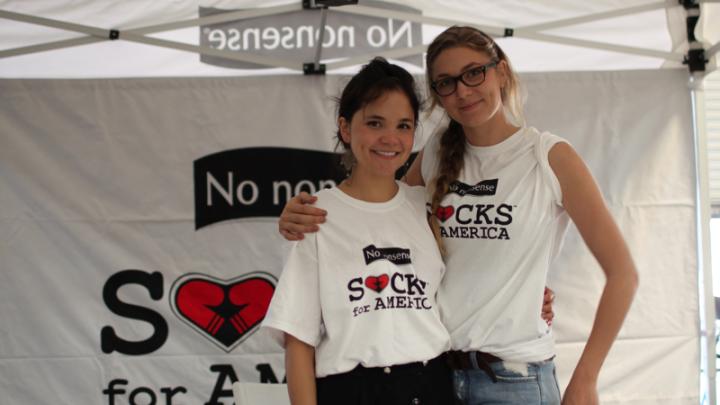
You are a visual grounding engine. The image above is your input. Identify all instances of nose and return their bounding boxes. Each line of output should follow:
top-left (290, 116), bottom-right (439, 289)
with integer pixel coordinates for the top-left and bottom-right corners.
top-left (455, 80), bottom-right (472, 98)
top-left (378, 128), bottom-right (404, 145)
top-left (379, 131), bottom-right (399, 144)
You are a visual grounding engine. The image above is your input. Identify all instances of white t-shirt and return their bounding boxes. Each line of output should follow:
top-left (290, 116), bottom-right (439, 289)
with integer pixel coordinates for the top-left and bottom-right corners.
top-left (262, 182), bottom-right (450, 378)
top-left (421, 126), bottom-right (570, 362)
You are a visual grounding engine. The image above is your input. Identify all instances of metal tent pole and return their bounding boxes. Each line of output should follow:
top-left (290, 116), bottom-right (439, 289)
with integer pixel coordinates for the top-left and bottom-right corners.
top-left (334, 3), bottom-right (686, 62)
top-left (684, 1), bottom-right (717, 403)
top-left (0, 8), bottom-right (300, 69)
top-left (520, 0), bottom-right (676, 31)
top-left (691, 71), bottom-right (716, 405)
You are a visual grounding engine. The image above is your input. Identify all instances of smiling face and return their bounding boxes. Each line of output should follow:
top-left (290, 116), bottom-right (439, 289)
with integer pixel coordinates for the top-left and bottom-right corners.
top-left (339, 90), bottom-right (415, 180)
top-left (431, 46), bottom-right (508, 130)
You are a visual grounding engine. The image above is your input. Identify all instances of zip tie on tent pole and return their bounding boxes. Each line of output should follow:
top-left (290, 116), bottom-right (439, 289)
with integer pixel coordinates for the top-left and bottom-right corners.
top-left (504, 28), bottom-right (514, 37)
top-left (108, 29), bottom-right (120, 40)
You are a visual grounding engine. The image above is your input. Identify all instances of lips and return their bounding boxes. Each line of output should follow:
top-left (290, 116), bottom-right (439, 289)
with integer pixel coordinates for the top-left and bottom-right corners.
top-left (369, 149), bottom-right (406, 164)
top-left (459, 99), bottom-right (483, 111)
top-left (371, 150), bottom-right (401, 158)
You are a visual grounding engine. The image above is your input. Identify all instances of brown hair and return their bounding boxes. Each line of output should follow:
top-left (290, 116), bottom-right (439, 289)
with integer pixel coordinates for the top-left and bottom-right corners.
top-left (425, 26), bottom-right (524, 254)
top-left (335, 57), bottom-right (422, 172)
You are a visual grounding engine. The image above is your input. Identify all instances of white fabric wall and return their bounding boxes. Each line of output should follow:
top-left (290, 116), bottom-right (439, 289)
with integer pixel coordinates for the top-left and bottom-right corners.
top-left (0, 69), bottom-right (696, 404)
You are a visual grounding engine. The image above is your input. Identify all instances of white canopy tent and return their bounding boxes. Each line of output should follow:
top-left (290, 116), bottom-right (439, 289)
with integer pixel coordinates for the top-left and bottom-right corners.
top-left (1, 1), bottom-right (719, 404)
top-left (0, 1), bottom-right (718, 76)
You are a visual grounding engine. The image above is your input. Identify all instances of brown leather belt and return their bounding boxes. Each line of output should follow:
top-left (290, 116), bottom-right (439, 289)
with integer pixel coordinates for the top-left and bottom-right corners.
top-left (446, 350), bottom-right (502, 382)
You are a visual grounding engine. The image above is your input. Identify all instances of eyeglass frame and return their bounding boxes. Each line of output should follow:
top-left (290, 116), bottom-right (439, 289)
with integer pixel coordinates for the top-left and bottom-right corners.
top-left (430, 60), bottom-right (499, 97)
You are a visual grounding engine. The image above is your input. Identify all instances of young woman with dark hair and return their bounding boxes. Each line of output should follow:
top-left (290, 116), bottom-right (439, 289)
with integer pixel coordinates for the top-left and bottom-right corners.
top-left (263, 57), bottom-right (454, 405)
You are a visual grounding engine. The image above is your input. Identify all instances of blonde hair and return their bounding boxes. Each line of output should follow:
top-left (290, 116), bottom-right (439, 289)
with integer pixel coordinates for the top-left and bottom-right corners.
top-left (425, 26), bottom-right (525, 254)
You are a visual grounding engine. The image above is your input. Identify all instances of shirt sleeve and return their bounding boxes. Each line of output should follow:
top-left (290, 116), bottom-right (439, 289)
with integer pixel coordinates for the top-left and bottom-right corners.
top-left (535, 131), bottom-right (571, 206)
top-left (261, 233), bottom-right (323, 347)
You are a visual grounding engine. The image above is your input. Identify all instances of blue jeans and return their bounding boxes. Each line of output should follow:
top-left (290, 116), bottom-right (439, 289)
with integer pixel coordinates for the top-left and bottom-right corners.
top-left (452, 358), bottom-right (561, 405)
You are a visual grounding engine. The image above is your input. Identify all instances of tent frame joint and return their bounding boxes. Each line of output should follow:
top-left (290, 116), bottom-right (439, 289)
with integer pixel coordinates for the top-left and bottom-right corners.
top-left (302, 0), bottom-right (357, 10)
top-left (684, 49), bottom-right (708, 72)
top-left (108, 29), bottom-right (120, 40)
top-left (680, 0), bottom-right (700, 10)
top-left (303, 62), bottom-right (326, 75)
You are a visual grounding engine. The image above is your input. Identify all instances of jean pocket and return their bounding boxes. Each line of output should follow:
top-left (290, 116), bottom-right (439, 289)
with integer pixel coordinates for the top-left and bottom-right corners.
top-left (487, 367), bottom-right (542, 404)
top-left (493, 363), bottom-right (538, 384)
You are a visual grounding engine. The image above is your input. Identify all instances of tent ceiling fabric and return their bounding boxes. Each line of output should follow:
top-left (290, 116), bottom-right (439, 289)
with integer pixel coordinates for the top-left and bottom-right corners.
top-left (0, 0), bottom-right (715, 77)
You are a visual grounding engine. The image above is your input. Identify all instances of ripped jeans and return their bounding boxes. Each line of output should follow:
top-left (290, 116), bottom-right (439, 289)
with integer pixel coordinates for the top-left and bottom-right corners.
top-left (452, 358), bottom-right (561, 405)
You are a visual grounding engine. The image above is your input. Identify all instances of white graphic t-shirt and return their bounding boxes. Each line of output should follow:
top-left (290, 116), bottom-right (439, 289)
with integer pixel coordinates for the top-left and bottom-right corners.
top-left (263, 182), bottom-right (450, 378)
top-left (422, 126), bottom-right (570, 362)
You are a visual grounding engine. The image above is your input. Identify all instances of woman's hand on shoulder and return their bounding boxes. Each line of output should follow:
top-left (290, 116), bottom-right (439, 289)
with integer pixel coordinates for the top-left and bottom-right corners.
top-left (542, 287), bottom-right (555, 326)
top-left (279, 192), bottom-right (327, 241)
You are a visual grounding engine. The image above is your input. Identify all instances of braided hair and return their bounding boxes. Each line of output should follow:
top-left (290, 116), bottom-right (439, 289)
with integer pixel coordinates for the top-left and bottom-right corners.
top-left (425, 26), bottom-right (524, 254)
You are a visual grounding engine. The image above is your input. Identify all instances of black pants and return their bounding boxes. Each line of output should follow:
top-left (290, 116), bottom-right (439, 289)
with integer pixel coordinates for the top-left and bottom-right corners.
top-left (316, 353), bottom-right (454, 405)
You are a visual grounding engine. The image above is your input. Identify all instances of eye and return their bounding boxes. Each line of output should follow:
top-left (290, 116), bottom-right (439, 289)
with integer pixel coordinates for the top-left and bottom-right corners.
top-left (434, 78), bottom-right (454, 89)
top-left (366, 120), bottom-right (382, 128)
top-left (464, 66), bottom-right (484, 79)
top-left (398, 122), bottom-right (414, 130)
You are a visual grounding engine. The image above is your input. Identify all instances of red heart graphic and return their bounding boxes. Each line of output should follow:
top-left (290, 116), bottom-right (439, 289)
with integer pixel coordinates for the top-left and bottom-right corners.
top-left (171, 273), bottom-right (276, 352)
top-left (436, 205), bottom-right (455, 222)
top-left (365, 274), bottom-right (389, 293)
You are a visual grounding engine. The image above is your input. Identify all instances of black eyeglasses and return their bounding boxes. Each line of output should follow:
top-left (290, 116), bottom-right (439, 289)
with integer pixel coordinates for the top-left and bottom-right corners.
top-left (430, 60), bottom-right (498, 97)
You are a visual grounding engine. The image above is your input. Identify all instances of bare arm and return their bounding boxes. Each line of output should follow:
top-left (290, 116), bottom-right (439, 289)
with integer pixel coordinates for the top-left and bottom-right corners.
top-left (549, 143), bottom-right (638, 405)
top-left (278, 193), bottom-right (327, 241)
top-left (285, 334), bottom-right (317, 405)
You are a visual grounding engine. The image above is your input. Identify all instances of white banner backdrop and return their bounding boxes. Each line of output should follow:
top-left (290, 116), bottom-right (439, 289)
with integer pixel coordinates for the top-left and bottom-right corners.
top-left (0, 69), bottom-right (696, 404)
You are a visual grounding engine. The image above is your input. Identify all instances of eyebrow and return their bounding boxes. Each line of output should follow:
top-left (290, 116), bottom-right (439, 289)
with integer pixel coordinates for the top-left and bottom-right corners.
top-left (364, 115), bottom-right (414, 123)
top-left (434, 62), bottom-right (484, 79)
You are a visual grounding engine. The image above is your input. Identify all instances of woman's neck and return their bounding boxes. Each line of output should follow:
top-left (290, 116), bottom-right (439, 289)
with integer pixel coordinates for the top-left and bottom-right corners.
top-left (338, 169), bottom-right (399, 203)
top-left (463, 112), bottom-right (520, 147)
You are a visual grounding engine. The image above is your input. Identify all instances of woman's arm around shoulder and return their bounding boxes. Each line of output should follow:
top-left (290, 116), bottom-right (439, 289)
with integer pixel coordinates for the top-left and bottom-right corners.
top-left (279, 193), bottom-right (328, 241)
top-left (549, 142), bottom-right (639, 405)
top-left (285, 333), bottom-right (317, 405)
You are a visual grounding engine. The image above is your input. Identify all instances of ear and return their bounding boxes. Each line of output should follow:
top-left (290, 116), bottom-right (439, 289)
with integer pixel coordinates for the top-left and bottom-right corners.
top-left (338, 117), bottom-right (351, 144)
top-left (497, 59), bottom-right (509, 88)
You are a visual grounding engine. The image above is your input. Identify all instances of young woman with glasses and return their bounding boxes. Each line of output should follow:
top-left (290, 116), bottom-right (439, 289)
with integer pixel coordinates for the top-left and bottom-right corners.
top-left (278, 26), bottom-right (638, 405)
